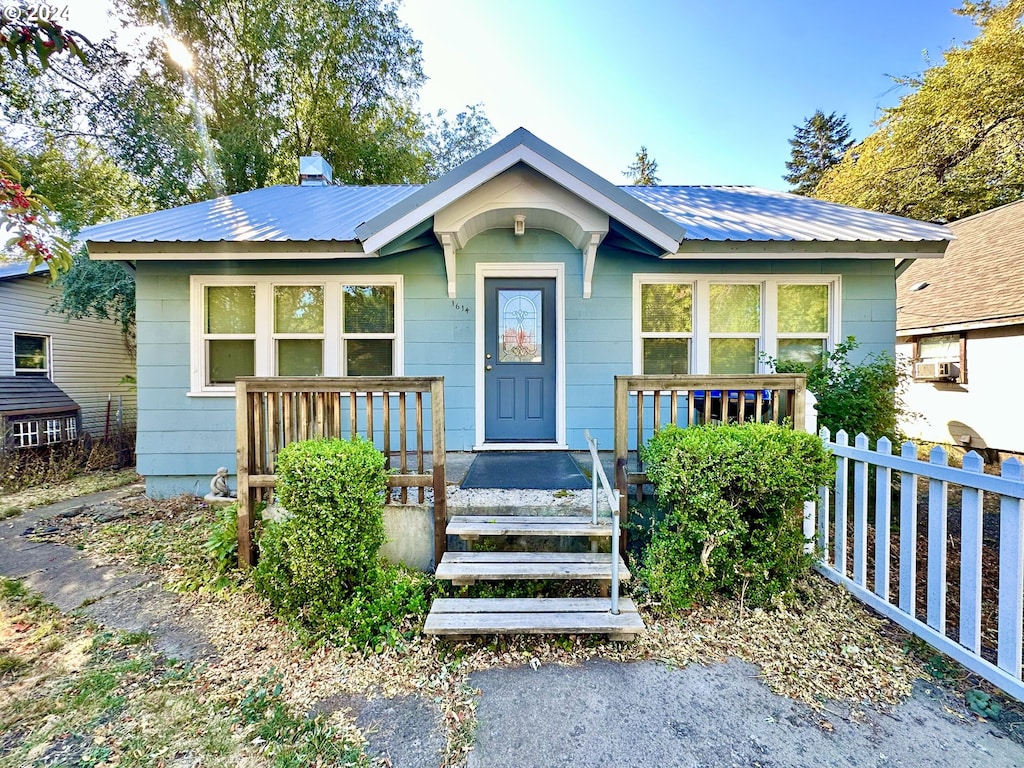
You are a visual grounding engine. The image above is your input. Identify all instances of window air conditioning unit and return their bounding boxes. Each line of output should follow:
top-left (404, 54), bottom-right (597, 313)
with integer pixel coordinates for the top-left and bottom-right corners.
top-left (913, 360), bottom-right (959, 381)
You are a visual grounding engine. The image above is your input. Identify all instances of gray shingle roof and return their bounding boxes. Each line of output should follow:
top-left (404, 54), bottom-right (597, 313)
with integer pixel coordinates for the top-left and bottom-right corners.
top-left (897, 199), bottom-right (1024, 333)
top-left (0, 376), bottom-right (80, 417)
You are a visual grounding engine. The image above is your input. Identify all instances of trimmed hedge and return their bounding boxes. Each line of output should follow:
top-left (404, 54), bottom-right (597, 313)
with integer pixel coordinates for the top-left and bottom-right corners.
top-left (640, 422), bottom-right (833, 610)
top-left (252, 437), bottom-right (388, 633)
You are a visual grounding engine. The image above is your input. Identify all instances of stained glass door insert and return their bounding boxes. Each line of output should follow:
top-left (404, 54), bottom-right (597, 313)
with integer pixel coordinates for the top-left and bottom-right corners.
top-left (498, 290), bottom-right (542, 363)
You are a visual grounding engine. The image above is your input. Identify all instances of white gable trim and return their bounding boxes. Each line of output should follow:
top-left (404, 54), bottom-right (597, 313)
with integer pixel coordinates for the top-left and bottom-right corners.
top-left (360, 145), bottom-right (681, 257)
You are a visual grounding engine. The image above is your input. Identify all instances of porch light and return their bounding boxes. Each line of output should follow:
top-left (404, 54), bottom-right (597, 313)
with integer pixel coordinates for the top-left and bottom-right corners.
top-left (513, 214), bottom-right (526, 236)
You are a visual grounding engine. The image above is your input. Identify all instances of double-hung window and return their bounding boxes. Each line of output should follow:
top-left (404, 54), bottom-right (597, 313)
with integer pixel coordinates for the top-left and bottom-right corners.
top-left (191, 276), bottom-right (402, 393)
top-left (635, 275), bottom-right (838, 374)
top-left (14, 333), bottom-right (50, 377)
top-left (638, 281), bottom-right (693, 374)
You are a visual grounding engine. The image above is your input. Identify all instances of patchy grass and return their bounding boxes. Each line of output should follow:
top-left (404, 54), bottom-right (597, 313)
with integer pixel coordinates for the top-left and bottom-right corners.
top-left (0, 576), bottom-right (366, 767)
top-left (16, 490), bottom-right (995, 766)
top-left (0, 468), bottom-right (140, 516)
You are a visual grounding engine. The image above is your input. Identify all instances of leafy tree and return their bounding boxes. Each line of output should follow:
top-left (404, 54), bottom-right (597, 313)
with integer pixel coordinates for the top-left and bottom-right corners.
top-left (1, 138), bottom-right (148, 344)
top-left (422, 104), bottom-right (497, 179)
top-left (783, 110), bottom-right (853, 195)
top-left (0, 13), bottom-right (88, 69)
top-left (816, 0), bottom-right (1024, 221)
top-left (0, 12), bottom-right (91, 275)
top-left (624, 146), bottom-right (660, 185)
top-left (0, 160), bottom-right (70, 276)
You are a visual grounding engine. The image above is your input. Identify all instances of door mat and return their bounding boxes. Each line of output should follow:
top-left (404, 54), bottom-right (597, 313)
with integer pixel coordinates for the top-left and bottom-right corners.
top-left (461, 452), bottom-right (589, 490)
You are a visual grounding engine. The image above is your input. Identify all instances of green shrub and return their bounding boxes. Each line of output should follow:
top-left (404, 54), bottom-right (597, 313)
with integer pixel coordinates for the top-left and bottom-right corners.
top-left (252, 437), bottom-right (388, 633)
top-left (332, 563), bottom-right (433, 652)
top-left (640, 422), bottom-right (833, 610)
top-left (767, 336), bottom-right (901, 442)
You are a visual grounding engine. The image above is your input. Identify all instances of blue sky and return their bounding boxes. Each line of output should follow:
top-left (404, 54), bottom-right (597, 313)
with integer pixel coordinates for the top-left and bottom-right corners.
top-left (400, 0), bottom-right (978, 189)
top-left (74, 0), bottom-right (979, 190)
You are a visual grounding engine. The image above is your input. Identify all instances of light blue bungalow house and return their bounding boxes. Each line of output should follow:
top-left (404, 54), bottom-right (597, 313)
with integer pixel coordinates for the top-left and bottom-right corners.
top-left (82, 128), bottom-right (951, 497)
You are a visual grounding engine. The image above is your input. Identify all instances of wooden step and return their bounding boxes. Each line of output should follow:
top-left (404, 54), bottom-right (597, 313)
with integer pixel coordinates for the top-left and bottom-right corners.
top-left (436, 551), bottom-right (630, 584)
top-left (447, 514), bottom-right (612, 539)
top-left (424, 597), bottom-right (644, 640)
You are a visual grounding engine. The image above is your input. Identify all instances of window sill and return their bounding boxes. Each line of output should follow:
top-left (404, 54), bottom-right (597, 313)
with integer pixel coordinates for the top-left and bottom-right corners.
top-left (187, 390), bottom-right (235, 398)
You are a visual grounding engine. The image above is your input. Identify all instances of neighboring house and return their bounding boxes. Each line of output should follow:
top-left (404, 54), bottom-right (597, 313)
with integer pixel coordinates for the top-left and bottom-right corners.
top-left (81, 128), bottom-right (950, 496)
top-left (0, 261), bottom-right (137, 448)
top-left (897, 199), bottom-right (1024, 457)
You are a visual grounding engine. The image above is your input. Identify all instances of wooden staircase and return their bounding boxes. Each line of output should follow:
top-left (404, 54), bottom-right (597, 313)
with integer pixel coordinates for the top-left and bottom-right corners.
top-left (424, 512), bottom-right (645, 640)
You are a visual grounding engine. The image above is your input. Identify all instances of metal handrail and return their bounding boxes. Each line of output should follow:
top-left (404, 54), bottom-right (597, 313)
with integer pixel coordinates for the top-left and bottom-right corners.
top-left (585, 430), bottom-right (622, 616)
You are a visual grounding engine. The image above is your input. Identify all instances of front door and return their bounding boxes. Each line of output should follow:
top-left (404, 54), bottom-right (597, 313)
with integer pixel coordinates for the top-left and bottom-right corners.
top-left (483, 278), bottom-right (557, 442)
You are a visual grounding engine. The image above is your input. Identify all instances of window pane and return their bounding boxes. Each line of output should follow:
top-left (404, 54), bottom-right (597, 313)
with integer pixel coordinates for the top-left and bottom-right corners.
top-left (277, 339), bottom-right (322, 375)
top-left (208, 339), bottom-right (254, 384)
top-left (710, 284), bottom-right (760, 333)
top-left (206, 286), bottom-right (255, 334)
top-left (14, 335), bottom-right (46, 370)
top-left (919, 334), bottom-right (959, 359)
top-left (641, 283), bottom-right (692, 333)
top-left (275, 285), bottom-right (323, 334)
top-left (710, 338), bottom-right (757, 374)
top-left (346, 339), bottom-right (393, 376)
top-left (643, 338), bottom-right (689, 375)
top-left (778, 339), bottom-right (825, 367)
top-left (344, 286), bottom-right (395, 333)
top-left (778, 284), bottom-right (828, 334)
top-left (498, 289), bottom-right (542, 363)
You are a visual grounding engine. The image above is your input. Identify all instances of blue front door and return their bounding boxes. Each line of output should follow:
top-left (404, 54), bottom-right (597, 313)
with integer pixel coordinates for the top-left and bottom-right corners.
top-left (483, 278), bottom-right (557, 442)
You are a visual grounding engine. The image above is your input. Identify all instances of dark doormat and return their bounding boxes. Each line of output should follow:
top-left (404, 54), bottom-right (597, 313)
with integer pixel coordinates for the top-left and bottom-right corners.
top-left (461, 452), bottom-right (589, 490)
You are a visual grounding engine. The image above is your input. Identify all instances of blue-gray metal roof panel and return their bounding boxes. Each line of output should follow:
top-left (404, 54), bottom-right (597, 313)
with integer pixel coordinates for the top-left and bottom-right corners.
top-left (82, 181), bottom-right (951, 246)
top-left (0, 261), bottom-right (50, 280)
top-left (623, 186), bottom-right (950, 242)
top-left (82, 185), bottom-right (421, 244)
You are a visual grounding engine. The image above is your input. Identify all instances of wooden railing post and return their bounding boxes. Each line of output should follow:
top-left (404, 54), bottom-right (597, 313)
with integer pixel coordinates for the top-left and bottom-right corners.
top-left (431, 378), bottom-right (447, 567)
top-left (235, 379), bottom-right (255, 568)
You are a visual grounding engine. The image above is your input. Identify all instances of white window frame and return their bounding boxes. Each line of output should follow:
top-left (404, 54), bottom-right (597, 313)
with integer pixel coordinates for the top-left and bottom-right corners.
top-left (65, 416), bottom-right (78, 440)
top-left (634, 276), bottom-right (695, 376)
top-left (13, 333), bottom-right (51, 377)
top-left (12, 419), bottom-right (40, 447)
top-left (633, 274), bottom-right (841, 374)
top-left (189, 275), bottom-right (404, 395)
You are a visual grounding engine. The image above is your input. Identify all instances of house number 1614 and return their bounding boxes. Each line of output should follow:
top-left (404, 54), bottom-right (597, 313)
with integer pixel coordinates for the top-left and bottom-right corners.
top-left (451, 301), bottom-right (470, 314)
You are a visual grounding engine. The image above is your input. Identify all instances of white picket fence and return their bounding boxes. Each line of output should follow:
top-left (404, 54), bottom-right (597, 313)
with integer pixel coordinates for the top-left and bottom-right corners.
top-left (812, 429), bottom-right (1024, 700)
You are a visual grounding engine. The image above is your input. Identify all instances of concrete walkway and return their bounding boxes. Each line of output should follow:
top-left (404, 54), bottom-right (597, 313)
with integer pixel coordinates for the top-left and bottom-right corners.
top-left (2, 490), bottom-right (1023, 768)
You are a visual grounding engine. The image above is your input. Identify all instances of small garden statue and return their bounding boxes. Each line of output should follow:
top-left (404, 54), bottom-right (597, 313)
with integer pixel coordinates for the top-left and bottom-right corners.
top-left (209, 467), bottom-right (235, 498)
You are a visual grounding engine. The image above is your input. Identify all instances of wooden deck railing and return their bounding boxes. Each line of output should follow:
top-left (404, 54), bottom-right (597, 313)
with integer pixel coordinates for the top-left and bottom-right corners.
top-left (612, 374), bottom-right (808, 530)
top-left (235, 376), bottom-right (446, 568)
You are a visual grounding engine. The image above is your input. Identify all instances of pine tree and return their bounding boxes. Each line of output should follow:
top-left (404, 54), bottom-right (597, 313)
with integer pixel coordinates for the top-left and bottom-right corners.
top-left (783, 111), bottom-right (853, 195)
top-left (624, 146), bottom-right (660, 186)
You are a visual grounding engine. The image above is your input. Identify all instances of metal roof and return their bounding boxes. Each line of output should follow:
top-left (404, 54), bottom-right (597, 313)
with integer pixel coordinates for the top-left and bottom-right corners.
top-left (82, 180), bottom-right (951, 248)
top-left (623, 185), bottom-right (951, 243)
top-left (0, 261), bottom-right (51, 280)
top-left (355, 127), bottom-right (687, 253)
top-left (82, 184), bottom-right (420, 244)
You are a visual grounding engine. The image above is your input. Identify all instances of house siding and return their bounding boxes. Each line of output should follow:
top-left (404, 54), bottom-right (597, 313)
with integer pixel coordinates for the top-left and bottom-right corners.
top-left (898, 324), bottom-right (1024, 455)
top-left (0, 274), bottom-right (136, 438)
top-left (135, 234), bottom-right (896, 496)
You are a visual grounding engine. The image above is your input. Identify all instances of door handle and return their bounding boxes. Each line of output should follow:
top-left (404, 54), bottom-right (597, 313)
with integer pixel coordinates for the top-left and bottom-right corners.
top-left (485, 365), bottom-right (493, 371)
